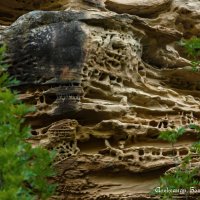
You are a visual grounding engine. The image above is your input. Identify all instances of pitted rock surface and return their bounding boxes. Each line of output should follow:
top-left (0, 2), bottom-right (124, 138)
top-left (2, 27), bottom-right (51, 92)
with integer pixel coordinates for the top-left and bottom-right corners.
top-left (1, 1), bottom-right (200, 199)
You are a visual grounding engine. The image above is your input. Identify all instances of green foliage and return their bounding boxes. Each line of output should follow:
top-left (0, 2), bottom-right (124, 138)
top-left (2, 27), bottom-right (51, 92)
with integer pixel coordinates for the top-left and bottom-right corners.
top-left (158, 166), bottom-right (199, 199)
top-left (191, 60), bottom-right (200, 72)
top-left (0, 46), bottom-right (56, 200)
top-left (179, 37), bottom-right (200, 72)
top-left (154, 37), bottom-right (200, 199)
top-left (162, 153), bottom-right (198, 188)
top-left (191, 141), bottom-right (200, 154)
top-left (154, 124), bottom-right (200, 200)
top-left (159, 127), bottom-right (185, 145)
top-left (189, 124), bottom-right (200, 132)
top-left (189, 124), bottom-right (200, 153)
top-left (180, 37), bottom-right (200, 58)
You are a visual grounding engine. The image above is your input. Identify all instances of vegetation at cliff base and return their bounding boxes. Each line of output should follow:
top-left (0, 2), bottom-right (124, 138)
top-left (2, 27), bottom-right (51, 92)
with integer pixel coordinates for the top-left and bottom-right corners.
top-left (180, 37), bottom-right (200, 72)
top-left (153, 37), bottom-right (200, 200)
top-left (0, 45), bottom-right (56, 200)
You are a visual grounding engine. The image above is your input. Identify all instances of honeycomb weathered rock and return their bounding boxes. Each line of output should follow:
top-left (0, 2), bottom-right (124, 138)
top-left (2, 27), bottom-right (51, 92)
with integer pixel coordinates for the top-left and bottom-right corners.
top-left (1, 0), bottom-right (200, 199)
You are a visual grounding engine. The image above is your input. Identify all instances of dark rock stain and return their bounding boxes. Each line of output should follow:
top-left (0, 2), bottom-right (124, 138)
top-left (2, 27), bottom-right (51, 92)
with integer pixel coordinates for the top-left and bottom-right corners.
top-left (3, 11), bottom-right (86, 116)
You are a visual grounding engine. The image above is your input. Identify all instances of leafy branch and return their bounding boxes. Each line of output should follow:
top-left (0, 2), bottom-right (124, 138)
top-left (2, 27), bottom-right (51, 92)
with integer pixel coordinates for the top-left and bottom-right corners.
top-left (0, 45), bottom-right (56, 200)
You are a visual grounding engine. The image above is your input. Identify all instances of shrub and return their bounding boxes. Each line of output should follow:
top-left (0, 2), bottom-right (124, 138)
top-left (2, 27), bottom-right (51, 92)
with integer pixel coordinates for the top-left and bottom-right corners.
top-left (0, 45), bottom-right (56, 200)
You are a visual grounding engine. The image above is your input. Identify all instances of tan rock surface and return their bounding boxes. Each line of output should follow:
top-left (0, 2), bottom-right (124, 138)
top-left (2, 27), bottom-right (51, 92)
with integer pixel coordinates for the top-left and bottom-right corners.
top-left (0, 0), bottom-right (106, 25)
top-left (0, 0), bottom-right (200, 199)
top-left (105, 0), bottom-right (172, 16)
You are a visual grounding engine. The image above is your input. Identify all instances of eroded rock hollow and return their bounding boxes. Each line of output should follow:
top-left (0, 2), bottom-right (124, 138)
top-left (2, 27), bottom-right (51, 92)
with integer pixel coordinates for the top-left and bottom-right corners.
top-left (1, 0), bottom-right (200, 199)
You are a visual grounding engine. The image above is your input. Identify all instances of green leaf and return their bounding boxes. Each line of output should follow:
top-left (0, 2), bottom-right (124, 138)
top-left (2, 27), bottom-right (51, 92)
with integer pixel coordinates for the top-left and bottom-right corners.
top-left (177, 127), bottom-right (185, 136)
top-left (0, 44), bottom-right (56, 199)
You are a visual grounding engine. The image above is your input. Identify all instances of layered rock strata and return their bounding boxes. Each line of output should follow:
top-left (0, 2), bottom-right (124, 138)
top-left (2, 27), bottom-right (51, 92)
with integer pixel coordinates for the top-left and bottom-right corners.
top-left (1, 0), bottom-right (200, 199)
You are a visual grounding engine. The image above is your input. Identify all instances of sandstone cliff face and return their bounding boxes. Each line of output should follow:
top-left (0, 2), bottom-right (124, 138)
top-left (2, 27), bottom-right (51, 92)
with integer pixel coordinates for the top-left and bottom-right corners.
top-left (1, 0), bottom-right (200, 199)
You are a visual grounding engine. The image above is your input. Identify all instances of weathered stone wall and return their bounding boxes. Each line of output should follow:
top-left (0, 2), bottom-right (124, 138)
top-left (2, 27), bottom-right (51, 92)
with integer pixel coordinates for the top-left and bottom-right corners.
top-left (0, 0), bottom-right (200, 199)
